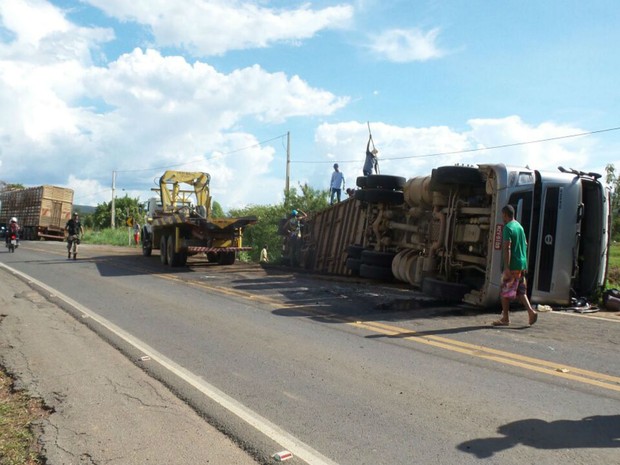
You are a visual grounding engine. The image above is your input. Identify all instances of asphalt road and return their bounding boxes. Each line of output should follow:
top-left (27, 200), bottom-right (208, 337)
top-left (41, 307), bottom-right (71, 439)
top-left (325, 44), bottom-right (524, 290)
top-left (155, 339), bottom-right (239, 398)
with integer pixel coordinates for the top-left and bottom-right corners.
top-left (2, 241), bottom-right (619, 465)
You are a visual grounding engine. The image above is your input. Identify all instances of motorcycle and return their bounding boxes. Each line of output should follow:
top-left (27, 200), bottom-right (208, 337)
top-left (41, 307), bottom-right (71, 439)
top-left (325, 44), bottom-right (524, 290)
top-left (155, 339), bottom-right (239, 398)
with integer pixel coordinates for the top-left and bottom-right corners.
top-left (6, 233), bottom-right (18, 253)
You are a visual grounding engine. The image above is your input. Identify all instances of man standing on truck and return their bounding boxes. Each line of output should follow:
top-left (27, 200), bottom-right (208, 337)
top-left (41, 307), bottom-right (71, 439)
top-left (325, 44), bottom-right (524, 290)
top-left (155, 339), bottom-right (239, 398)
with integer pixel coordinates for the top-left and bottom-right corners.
top-left (363, 135), bottom-right (378, 176)
top-left (330, 163), bottom-right (345, 205)
top-left (493, 205), bottom-right (538, 327)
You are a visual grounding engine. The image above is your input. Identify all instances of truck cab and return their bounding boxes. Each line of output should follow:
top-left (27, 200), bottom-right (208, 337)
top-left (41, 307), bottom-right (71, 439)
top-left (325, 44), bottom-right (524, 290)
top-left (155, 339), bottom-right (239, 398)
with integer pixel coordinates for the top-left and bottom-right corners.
top-left (373, 164), bottom-right (609, 307)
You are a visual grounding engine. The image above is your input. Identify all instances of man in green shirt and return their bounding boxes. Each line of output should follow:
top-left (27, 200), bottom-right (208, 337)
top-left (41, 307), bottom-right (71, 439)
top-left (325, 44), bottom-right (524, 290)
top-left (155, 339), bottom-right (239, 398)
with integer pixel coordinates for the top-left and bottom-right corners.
top-left (493, 205), bottom-right (538, 326)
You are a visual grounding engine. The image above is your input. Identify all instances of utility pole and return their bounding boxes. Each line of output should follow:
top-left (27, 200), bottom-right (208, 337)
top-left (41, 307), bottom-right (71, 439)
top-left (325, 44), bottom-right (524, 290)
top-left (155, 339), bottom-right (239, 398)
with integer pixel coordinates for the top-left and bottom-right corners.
top-left (111, 170), bottom-right (116, 229)
top-left (285, 131), bottom-right (290, 194)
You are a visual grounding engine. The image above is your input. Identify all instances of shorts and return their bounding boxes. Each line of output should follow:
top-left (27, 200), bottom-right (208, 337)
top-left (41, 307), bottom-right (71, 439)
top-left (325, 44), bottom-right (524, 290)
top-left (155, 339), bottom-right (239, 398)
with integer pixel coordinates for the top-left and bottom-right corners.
top-left (501, 270), bottom-right (527, 299)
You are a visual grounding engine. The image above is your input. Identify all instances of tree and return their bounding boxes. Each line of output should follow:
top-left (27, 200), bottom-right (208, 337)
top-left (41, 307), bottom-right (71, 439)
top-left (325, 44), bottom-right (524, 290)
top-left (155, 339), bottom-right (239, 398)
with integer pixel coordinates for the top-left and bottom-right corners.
top-left (229, 183), bottom-right (330, 262)
top-left (605, 164), bottom-right (620, 241)
top-left (211, 200), bottom-right (225, 218)
top-left (0, 181), bottom-right (25, 191)
top-left (92, 195), bottom-right (143, 229)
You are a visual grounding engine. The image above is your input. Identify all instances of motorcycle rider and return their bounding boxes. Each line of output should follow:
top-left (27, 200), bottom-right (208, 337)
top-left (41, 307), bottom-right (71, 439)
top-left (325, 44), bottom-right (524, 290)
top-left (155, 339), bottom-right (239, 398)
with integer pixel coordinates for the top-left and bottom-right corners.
top-left (5, 217), bottom-right (19, 247)
top-left (65, 212), bottom-right (84, 260)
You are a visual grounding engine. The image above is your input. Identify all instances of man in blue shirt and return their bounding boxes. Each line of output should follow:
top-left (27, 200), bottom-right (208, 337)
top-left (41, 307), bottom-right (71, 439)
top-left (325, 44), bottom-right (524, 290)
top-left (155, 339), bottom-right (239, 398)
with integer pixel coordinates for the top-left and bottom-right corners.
top-left (330, 163), bottom-right (345, 205)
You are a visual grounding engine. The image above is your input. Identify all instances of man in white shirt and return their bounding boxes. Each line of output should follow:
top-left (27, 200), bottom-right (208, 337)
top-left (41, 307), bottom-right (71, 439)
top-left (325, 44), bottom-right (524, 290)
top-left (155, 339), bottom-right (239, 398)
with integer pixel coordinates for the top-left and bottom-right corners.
top-left (330, 163), bottom-right (345, 205)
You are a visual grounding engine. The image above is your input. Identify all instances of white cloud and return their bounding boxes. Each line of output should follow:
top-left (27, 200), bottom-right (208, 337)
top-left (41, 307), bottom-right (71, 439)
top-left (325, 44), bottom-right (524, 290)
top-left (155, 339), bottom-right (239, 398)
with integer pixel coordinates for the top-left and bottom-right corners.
top-left (83, 0), bottom-right (354, 56)
top-left (369, 28), bottom-right (445, 63)
top-left (310, 117), bottom-right (598, 188)
top-left (0, 2), bottom-right (350, 208)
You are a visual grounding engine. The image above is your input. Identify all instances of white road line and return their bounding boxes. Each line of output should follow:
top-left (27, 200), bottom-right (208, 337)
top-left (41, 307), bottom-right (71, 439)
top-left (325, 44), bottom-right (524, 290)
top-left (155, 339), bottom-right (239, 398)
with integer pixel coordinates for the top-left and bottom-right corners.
top-left (548, 310), bottom-right (620, 323)
top-left (1, 263), bottom-right (339, 465)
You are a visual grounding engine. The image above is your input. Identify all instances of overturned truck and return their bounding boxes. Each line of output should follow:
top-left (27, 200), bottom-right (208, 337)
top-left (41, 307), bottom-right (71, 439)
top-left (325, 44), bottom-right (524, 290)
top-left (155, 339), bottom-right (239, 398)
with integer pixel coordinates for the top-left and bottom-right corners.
top-left (291, 164), bottom-right (610, 307)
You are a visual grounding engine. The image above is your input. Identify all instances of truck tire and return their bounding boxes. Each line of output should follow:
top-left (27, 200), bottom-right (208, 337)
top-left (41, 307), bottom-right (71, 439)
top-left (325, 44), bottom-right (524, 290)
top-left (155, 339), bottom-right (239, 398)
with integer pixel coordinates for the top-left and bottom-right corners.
top-left (363, 189), bottom-right (404, 205)
top-left (160, 236), bottom-right (168, 265)
top-left (421, 277), bottom-right (470, 302)
top-left (346, 258), bottom-right (361, 274)
top-left (361, 250), bottom-right (396, 267)
top-left (360, 264), bottom-right (394, 281)
top-left (354, 189), bottom-right (366, 202)
top-left (167, 235), bottom-right (187, 267)
top-left (429, 166), bottom-right (483, 191)
top-left (346, 244), bottom-right (365, 259)
top-left (218, 251), bottom-right (236, 265)
top-left (142, 227), bottom-right (152, 256)
top-left (356, 176), bottom-right (368, 188)
top-left (364, 175), bottom-right (406, 191)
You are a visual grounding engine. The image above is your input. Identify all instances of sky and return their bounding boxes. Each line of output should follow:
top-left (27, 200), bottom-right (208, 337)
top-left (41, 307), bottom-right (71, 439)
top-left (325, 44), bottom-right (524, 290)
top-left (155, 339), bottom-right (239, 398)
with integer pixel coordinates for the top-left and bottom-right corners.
top-left (0, 0), bottom-right (619, 210)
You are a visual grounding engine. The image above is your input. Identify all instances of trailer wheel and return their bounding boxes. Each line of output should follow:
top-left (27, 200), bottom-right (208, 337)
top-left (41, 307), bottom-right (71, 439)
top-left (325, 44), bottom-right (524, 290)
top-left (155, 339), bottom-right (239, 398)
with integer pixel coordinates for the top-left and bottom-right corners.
top-left (354, 189), bottom-right (366, 202)
top-left (363, 189), bottom-right (404, 205)
top-left (346, 258), bottom-right (361, 274)
top-left (361, 250), bottom-right (396, 267)
top-left (346, 244), bottom-right (365, 259)
top-left (364, 175), bottom-right (406, 191)
top-left (421, 277), bottom-right (470, 302)
top-left (160, 235), bottom-right (168, 265)
top-left (360, 264), bottom-right (394, 281)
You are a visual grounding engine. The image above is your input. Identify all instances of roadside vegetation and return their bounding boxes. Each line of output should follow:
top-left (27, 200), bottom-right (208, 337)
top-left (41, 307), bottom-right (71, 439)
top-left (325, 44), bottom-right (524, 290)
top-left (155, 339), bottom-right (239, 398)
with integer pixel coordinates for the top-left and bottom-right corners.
top-left (0, 368), bottom-right (47, 465)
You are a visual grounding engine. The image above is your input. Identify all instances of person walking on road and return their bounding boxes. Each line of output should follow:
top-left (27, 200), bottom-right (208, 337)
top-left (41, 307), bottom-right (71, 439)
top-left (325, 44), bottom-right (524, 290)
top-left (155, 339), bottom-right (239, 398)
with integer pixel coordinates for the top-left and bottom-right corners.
top-left (493, 205), bottom-right (538, 327)
top-left (330, 163), bottom-right (345, 205)
top-left (65, 212), bottom-right (84, 260)
top-left (260, 244), bottom-right (269, 263)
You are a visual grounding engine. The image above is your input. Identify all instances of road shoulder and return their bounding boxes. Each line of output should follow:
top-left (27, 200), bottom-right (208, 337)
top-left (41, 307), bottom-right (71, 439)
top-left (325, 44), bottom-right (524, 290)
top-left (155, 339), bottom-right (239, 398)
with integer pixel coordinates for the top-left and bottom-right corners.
top-left (0, 268), bottom-right (259, 465)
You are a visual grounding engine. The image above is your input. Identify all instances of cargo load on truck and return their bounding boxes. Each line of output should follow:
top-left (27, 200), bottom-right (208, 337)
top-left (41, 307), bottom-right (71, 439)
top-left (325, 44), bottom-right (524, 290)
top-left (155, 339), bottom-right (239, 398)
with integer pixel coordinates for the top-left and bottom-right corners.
top-left (0, 185), bottom-right (74, 241)
top-left (141, 170), bottom-right (257, 267)
top-left (286, 164), bottom-right (610, 307)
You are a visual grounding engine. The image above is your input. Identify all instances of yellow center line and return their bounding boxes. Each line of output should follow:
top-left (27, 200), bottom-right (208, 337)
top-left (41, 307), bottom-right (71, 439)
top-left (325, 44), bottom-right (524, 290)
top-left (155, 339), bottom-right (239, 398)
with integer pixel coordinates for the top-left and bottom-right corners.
top-left (352, 320), bottom-right (620, 393)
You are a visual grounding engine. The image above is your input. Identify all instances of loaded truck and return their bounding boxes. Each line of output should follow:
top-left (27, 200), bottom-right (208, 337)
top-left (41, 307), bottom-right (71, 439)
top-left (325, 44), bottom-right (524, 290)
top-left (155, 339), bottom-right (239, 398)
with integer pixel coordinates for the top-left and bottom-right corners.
top-left (0, 185), bottom-right (74, 240)
top-left (290, 164), bottom-right (610, 307)
top-left (141, 170), bottom-right (257, 267)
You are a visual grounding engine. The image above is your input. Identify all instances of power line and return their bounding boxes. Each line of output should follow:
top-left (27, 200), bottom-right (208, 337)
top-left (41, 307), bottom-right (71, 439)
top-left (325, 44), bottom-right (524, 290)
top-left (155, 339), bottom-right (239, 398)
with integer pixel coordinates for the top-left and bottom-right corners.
top-left (115, 133), bottom-right (288, 173)
top-left (291, 125), bottom-right (620, 164)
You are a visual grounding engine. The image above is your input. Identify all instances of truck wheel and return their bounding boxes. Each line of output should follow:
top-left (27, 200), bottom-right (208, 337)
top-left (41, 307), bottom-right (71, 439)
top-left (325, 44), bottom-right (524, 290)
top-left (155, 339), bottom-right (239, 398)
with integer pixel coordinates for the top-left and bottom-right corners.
top-left (361, 250), bottom-right (396, 267)
top-left (160, 236), bottom-right (168, 265)
top-left (363, 189), bottom-right (404, 205)
top-left (364, 175), bottom-right (406, 190)
top-left (429, 166), bottom-right (483, 191)
top-left (421, 277), bottom-right (470, 302)
top-left (167, 235), bottom-right (186, 267)
top-left (218, 251), bottom-right (236, 265)
top-left (360, 264), bottom-right (394, 281)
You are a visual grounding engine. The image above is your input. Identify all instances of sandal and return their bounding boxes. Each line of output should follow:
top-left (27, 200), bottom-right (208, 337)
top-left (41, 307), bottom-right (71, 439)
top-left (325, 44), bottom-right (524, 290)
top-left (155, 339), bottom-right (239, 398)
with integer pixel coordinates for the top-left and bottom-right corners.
top-left (492, 319), bottom-right (510, 326)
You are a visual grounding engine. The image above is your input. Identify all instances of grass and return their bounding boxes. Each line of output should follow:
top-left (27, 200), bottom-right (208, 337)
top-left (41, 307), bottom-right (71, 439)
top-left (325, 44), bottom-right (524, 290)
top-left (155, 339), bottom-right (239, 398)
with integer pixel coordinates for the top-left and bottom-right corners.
top-left (82, 227), bottom-right (137, 247)
top-left (607, 242), bottom-right (620, 288)
top-left (0, 368), bottom-right (47, 465)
